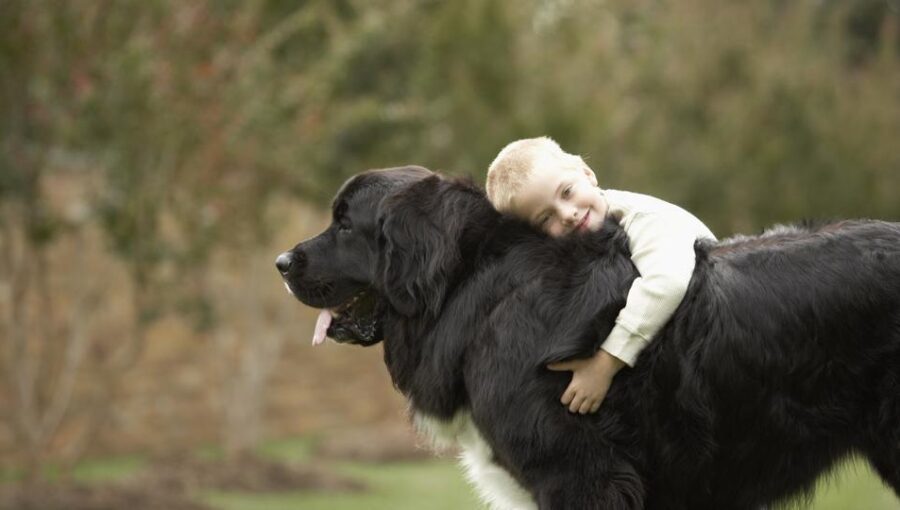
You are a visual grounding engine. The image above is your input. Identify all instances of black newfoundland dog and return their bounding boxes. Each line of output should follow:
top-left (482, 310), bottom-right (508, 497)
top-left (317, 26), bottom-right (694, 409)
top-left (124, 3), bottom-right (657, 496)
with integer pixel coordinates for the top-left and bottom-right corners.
top-left (276, 166), bottom-right (900, 510)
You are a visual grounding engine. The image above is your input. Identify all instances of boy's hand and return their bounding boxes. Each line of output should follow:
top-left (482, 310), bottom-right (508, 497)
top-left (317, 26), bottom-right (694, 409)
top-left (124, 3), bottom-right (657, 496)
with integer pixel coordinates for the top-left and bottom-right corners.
top-left (547, 350), bottom-right (626, 414)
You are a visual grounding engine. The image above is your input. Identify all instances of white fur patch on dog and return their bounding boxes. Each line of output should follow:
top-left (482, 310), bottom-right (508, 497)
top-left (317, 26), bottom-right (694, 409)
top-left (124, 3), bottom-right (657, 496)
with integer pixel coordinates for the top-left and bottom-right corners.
top-left (414, 411), bottom-right (537, 510)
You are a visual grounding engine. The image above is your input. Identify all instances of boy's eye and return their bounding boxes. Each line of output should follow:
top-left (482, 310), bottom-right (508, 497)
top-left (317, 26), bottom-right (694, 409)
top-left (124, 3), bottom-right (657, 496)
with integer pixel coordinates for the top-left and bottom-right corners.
top-left (562, 186), bottom-right (572, 198)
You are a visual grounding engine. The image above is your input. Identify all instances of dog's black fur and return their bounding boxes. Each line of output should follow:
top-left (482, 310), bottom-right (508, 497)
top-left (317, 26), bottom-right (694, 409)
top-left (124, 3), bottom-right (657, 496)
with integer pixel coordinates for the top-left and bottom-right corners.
top-left (278, 167), bottom-right (900, 509)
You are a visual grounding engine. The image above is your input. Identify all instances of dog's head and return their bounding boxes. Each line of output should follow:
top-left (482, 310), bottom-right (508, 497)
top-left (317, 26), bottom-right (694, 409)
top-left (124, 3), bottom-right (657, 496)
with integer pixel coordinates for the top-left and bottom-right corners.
top-left (277, 166), bottom-right (496, 346)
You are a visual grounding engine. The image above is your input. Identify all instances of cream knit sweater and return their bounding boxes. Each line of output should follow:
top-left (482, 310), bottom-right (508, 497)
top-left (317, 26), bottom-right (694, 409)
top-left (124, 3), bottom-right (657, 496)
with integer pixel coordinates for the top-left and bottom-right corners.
top-left (599, 189), bottom-right (717, 367)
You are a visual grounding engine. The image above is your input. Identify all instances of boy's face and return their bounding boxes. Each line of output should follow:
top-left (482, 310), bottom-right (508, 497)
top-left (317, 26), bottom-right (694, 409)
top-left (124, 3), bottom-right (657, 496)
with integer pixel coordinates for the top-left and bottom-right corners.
top-left (509, 159), bottom-right (608, 238)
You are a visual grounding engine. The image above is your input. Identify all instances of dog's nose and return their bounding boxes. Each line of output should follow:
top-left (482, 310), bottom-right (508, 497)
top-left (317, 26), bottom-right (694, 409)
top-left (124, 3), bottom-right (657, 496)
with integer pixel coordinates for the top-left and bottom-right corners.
top-left (275, 252), bottom-right (293, 274)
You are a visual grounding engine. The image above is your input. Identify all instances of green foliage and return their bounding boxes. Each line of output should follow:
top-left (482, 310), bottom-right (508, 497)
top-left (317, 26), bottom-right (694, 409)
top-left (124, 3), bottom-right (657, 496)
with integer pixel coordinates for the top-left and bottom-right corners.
top-left (4, 0), bottom-right (898, 243)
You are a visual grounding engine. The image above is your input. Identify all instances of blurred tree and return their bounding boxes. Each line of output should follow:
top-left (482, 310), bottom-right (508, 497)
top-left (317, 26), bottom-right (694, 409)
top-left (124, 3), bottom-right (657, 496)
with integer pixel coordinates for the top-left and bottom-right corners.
top-left (0, 0), bottom-right (105, 481)
top-left (0, 0), bottom-right (318, 471)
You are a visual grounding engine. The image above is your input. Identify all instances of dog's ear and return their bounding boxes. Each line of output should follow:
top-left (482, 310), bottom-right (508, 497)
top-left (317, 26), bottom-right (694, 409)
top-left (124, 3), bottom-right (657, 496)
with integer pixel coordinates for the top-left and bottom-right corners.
top-left (377, 176), bottom-right (473, 317)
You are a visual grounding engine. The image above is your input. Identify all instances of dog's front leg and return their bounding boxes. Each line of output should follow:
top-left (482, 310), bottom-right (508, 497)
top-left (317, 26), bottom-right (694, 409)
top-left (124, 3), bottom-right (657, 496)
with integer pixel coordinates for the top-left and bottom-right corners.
top-left (535, 464), bottom-right (645, 510)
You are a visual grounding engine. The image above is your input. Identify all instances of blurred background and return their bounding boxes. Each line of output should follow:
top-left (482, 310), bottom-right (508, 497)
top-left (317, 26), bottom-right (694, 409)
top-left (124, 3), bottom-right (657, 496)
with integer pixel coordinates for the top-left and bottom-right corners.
top-left (1, 0), bottom-right (898, 508)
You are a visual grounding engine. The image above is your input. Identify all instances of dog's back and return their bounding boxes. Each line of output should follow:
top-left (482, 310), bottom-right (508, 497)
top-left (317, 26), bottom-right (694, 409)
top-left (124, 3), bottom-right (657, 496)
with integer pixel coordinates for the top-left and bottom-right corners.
top-left (457, 219), bottom-right (900, 509)
top-left (643, 220), bottom-right (900, 507)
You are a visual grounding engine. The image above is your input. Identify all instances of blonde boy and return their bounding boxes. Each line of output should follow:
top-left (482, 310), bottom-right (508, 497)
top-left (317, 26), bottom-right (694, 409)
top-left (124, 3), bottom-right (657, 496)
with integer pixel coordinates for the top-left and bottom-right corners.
top-left (486, 137), bottom-right (716, 414)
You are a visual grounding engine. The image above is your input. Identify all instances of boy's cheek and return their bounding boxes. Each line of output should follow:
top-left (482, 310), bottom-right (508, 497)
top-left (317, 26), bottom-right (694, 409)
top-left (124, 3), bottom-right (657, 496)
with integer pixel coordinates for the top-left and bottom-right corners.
top-left (547, 224), bottom-right (566, 238)
top-left (540, 221), bottom-right (556, 236)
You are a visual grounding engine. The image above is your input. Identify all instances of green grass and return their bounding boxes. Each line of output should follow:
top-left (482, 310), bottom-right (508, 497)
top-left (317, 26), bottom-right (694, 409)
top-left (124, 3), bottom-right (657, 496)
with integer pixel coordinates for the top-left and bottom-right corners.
top-left (0, 454), bottom-right (148, 484)
top-left (203, 459), bottom-right (486, 510)
top-left (801, 459), bottom-right (897, 510)
top-left (204, 455), bottom-right (898, 510)
top-left (257, 436), bottom-right (317, 463)
top-left (69, 454), bottom-right (147, 483)
top-left (192, 436), bottom-right (318, 463)
top-left (0, 466), bottom-right (23, 484)
top-left (5, 438), bottom-right (896, 509)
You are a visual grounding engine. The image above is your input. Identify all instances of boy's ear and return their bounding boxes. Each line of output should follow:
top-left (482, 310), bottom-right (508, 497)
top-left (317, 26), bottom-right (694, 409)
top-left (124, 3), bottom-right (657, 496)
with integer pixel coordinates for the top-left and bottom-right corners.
top-left (581, 164), bottom-right (598, 186)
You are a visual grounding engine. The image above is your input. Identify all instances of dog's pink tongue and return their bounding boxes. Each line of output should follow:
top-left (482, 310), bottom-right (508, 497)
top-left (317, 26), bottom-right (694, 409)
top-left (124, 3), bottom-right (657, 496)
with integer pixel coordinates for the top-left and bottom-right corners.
top-left (312, 309), bottom-right (332, 346)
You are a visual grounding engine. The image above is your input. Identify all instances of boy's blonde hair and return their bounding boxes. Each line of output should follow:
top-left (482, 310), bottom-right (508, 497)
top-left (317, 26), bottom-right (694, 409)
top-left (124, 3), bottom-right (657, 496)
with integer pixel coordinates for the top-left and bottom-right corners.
top-left (486, 136), bottom-right (586, 213)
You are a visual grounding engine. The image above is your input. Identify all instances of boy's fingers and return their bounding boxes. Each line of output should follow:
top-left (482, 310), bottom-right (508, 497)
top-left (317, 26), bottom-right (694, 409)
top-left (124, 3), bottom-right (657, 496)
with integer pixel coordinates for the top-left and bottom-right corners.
top-left (589, 401), bottom-right (602, 413)
top-left (568, 395), bottom-right (584, 413)
top-left (560, 387), bottom-right (575, 405)
top-left (578, 399), bottom-right (594, 414)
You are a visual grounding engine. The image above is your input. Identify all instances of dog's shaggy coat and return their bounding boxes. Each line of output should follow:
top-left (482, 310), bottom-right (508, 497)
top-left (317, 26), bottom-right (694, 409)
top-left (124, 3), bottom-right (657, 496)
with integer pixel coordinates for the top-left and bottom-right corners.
top-left (278, 167), bottom-right (900, 509)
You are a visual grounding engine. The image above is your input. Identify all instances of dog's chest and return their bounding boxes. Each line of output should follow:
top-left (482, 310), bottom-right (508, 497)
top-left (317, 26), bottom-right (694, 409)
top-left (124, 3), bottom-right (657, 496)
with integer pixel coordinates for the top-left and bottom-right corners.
top-left (413, 411), bottom-right (536, 510)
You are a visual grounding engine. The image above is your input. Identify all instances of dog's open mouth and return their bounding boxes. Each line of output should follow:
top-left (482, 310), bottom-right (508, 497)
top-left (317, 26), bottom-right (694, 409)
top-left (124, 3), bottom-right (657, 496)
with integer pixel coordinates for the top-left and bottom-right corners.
top-left (312, 288), bottom-right (383, 346)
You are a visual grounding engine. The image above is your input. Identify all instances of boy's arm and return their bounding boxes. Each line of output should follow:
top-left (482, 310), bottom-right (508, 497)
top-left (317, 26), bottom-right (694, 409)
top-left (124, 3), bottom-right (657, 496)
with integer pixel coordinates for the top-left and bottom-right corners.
top-left (600, 211), bottom-right (701, 367)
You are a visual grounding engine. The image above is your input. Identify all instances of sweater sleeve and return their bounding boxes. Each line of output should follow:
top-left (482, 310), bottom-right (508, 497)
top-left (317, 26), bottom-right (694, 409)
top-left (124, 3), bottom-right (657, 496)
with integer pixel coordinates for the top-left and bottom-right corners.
top-left (600, 211), bottom-right (699, 367)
